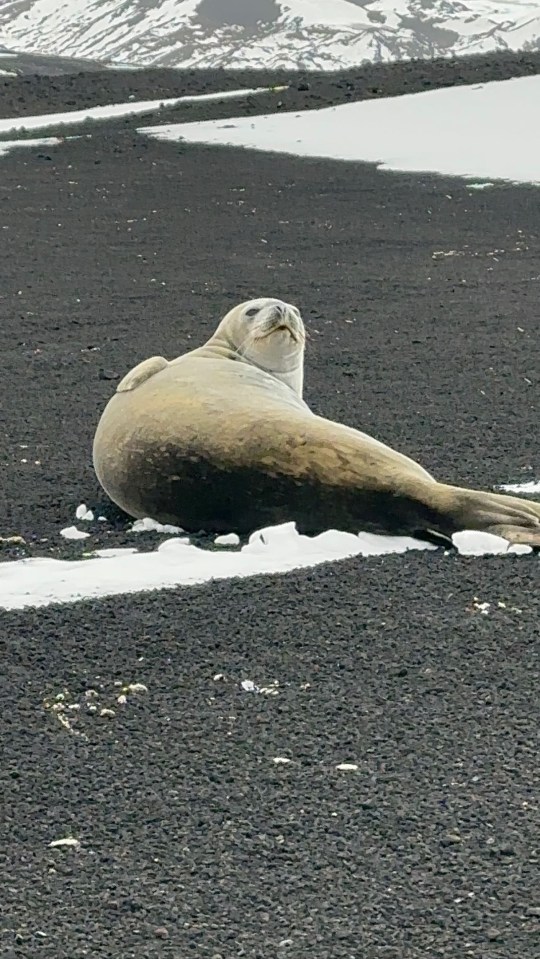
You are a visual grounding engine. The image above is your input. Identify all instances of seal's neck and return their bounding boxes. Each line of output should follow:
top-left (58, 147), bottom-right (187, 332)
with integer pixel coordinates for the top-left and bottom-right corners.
top-left (201, 337), bottom-right (305, 399)
top-left (240, 349), bottom-right (304, 398)
top-left (278, 364), bottom-right (303, 397)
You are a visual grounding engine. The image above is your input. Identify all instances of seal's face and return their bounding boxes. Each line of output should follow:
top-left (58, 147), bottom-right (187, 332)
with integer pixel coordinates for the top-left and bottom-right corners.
top-left (239, 297), bottom-right (306, 387)
top-left (242, 297), bottom-right (305, 347)
top-left (211, 297), bottom-right (306, 396)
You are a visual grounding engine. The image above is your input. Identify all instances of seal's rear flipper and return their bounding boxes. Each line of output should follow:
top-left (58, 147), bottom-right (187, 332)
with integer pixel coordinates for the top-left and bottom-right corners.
top-left (430, 484), bottom-right (540, 549)
top-left (482, 525), bottom-right (540, 548)
top-left (116, 356), bottom-right (169, 393)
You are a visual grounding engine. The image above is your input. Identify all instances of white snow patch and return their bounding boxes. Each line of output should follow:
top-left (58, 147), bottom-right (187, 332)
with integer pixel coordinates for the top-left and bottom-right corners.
top-left (214, 533), bottom-right (241, 547)
top-left (131, 517), bottom-right (184, 534)
top-left (75, 504), bottom-right (94, 521)
top-left (60, 525), bottom-right (90, 541)
top-left (0, 88), bottom-right (282, 137)
top-left (498, 480), bottom-right (540, 494)
top-left (452, 530), bottom-right (532, 557)
top-left (141, 76), bottom-right (540, 186)
top-left (0, 136), bottom-right (63, 157)
top-left (0, 520), bottom-right (535, 611)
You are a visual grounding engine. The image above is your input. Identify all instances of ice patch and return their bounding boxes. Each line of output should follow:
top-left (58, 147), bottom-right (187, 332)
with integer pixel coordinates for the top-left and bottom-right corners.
top-left (452, 531), bottom-right (531, 557)
top-left (75, 504), bottom-right (94, 522)
top-left (60, 526), bottom-right (90, 541)
top-left (141, 75), bottom-right (540, 186)
top-left (0, 520), bottom-right (535, 611)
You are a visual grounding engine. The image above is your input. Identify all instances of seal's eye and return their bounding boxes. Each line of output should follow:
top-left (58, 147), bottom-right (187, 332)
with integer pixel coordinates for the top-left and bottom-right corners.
top-left (245, 306), bottom-right (260, 318)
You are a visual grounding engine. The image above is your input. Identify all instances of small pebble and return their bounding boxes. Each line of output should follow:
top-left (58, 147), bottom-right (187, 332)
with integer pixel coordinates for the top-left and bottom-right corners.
top-left (440, 833), bottom-right (462, 845)
top-left (497, 844), bottom-right (516, 856)
top-left (49, 837), bottom-right (80, 848)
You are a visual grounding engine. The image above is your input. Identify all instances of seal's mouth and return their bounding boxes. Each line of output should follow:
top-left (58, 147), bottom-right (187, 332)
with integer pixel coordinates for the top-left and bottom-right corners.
top-left (256, 327), bottom-right (296, 343)
top-left (255, 322), bottom-right (306, 344)
top-left (277, 323), bottom-right (300, 341)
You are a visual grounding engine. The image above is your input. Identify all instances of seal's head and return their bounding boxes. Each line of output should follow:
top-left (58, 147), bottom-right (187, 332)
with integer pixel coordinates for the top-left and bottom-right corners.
top-left (210, 297), bottom-right (306, 395)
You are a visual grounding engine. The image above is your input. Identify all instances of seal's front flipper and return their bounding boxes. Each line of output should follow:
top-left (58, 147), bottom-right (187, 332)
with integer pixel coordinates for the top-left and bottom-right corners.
top-left (116, 356), bottom-right (169, 393)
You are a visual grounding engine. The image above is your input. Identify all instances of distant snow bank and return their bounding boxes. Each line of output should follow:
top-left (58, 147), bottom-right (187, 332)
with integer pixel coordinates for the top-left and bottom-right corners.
top-left (141, 75), bottom-right (540, 186)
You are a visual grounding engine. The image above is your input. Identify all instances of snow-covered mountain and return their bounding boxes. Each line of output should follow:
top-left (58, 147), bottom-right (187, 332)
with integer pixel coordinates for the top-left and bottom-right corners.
top-left (0, 1), bottom-right (539, 71)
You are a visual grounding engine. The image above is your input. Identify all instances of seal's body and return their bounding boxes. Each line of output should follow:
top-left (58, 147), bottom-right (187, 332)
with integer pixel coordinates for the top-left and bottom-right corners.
top-left (93, 298), bottom-right (540, 546)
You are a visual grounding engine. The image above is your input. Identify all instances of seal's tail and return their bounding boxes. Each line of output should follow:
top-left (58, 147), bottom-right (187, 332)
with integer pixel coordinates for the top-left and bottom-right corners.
top-left (424, 484), bottom-right (540, 547)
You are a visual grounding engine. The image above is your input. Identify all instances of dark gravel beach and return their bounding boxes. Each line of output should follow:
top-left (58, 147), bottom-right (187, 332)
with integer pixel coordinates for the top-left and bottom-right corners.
top-left (1, 53), bottom-right (539, 959)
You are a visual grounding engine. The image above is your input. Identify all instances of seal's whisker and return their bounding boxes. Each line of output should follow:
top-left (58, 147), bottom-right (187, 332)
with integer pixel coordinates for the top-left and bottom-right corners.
top-left (253, 325), bottom-right (305, 345)
top-left (235, 329), bottom-right (258, 357)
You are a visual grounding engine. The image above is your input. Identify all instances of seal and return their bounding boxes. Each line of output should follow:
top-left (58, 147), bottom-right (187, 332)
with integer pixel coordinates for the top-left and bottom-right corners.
top-left (93, 296), bottom-right (540, 547)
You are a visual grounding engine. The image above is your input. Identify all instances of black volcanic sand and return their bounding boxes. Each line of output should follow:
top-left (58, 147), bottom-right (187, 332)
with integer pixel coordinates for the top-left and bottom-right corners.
top-left (1, 55), bottom-right (540, 959)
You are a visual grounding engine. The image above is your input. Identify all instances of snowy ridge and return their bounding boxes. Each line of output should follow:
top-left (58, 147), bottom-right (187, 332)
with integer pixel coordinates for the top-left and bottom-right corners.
top-left (0, 1), bottom-right (539, 71)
